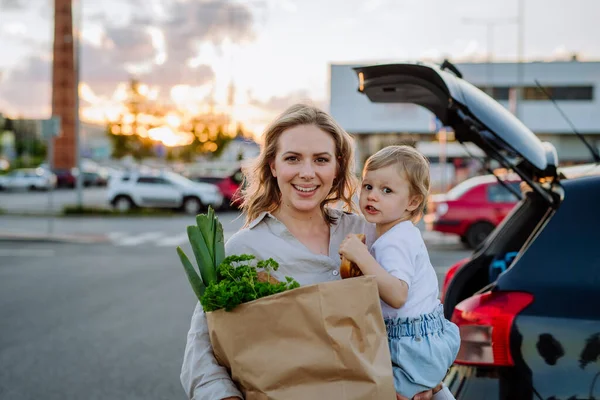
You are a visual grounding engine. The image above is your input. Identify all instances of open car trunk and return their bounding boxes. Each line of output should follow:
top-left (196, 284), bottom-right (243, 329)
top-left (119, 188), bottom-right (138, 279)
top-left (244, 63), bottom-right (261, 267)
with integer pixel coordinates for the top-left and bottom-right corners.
top-left (352, 61), bottom-right (566, 317)
top-left (442, 189), bottom-right (555, 318)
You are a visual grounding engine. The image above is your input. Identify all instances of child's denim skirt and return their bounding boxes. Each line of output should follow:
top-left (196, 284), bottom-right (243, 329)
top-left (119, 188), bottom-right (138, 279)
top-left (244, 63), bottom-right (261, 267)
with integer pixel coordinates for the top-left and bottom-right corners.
top-left (384, 304), bottom-right (461, 398)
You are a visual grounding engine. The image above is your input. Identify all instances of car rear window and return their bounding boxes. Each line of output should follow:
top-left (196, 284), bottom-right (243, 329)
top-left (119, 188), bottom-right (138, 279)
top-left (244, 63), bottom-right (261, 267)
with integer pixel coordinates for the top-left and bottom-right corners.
top-left (487, 182), bottom-right (521, 203)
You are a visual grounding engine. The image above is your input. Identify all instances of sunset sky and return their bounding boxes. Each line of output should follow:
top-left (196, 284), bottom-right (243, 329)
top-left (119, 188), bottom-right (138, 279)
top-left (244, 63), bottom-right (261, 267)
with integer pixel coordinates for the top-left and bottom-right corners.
top-left (1, 0), bottom-right (599, 136)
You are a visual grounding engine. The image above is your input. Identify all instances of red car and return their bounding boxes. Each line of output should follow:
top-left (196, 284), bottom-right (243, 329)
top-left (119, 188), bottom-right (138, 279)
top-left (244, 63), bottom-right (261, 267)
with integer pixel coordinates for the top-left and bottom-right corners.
top-left (426, 174), bottom-right (521, 249)
top-left (191, 168), bottom-right (244, 209)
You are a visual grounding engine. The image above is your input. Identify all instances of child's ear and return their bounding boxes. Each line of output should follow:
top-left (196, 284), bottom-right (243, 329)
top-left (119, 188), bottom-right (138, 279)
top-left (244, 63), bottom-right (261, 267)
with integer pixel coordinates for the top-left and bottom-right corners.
top-left (406, 194), bottom-right (423, 212)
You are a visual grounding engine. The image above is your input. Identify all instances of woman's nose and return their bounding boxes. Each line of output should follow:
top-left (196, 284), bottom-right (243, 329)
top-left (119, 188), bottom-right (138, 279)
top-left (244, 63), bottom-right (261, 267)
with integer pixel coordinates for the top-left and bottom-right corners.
top-left (298, 161), bottom-right (315, 179)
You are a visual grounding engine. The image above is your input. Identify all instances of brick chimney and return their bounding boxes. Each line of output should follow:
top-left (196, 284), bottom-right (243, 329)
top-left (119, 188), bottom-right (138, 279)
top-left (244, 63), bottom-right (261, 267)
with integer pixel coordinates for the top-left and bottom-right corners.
top-left (51, 0), bottom-right (77, 170)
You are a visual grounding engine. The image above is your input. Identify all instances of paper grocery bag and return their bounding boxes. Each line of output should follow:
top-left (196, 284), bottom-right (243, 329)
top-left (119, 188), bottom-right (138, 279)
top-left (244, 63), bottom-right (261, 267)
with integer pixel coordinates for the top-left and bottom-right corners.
top-left (206, 276), bottom-right (396, 400)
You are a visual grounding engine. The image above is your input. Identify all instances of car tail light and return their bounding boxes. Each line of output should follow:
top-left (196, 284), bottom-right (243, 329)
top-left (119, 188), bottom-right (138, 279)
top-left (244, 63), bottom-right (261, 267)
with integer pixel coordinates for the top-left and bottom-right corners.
top-left (451, 291), bottom-right (533, 366)
top-left (440, 258), bottom-right (469, 303)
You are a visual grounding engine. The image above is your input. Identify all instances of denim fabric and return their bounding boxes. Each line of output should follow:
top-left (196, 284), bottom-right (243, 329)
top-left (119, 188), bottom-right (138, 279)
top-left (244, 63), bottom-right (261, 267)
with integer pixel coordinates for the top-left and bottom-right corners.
top-left (385, 304), bottom-right (461, 398)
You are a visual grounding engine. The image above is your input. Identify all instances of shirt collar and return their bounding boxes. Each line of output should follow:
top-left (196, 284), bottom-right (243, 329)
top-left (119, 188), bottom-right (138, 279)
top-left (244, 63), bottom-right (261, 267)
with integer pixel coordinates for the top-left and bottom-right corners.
top-left (248, 207), bottom-right (346, 230)
top-left (248, 211), bottom-right (271, 229)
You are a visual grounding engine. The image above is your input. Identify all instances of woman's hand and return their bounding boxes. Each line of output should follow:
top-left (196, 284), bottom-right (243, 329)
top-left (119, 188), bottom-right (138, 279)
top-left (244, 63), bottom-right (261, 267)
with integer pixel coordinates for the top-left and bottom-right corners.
top-left (339, 234), bottom-right (369, 264)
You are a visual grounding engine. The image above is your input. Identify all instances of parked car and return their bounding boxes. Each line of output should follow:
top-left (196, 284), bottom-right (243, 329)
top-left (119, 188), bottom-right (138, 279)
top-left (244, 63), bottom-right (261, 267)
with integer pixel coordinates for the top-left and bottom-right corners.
top-left (427, 174), bottom-right (521, 249)
top-left (440, 163), bottom-right (600, 302)
top-left (52, 168), bottom-right (78, 188)
top-left (190, 168), bottom-right (244, 209)
top-left (107, 170), bottom-right (223, 214)
top-left (0, 168), bottom-right (56, 191)
top-left (355, 61), bottom-right (600, 399)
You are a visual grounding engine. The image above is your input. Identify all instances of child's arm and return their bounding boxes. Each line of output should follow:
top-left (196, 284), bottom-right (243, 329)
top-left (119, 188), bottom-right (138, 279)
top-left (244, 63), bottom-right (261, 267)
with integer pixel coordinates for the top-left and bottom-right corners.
top-left (339, 235), bottom-right (408, 309)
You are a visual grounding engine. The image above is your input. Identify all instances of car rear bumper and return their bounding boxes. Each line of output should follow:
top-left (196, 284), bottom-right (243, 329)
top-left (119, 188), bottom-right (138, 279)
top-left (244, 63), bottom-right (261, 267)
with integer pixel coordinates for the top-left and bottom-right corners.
top-left (445, 365), bottom-right (535, 400)
top-left (445, 365), bottom-right (501, 400)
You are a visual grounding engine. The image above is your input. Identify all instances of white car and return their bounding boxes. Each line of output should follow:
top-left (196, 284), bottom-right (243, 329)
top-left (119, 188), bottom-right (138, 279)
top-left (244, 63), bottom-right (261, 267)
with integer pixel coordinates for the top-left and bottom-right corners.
top-left (107, 170), bottom-right (224, 214)
top-left (0, 168), bottom-right (57, 191)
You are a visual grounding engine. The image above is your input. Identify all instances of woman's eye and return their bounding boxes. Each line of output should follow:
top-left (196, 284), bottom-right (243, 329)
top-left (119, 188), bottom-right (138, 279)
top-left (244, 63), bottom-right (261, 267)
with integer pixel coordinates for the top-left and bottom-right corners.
top-left (315, 157), bottom-right (330, 163)
top-left (383, 187), bottom-right (393, 194)
top-left (284, 156), bottom-right (298, 162)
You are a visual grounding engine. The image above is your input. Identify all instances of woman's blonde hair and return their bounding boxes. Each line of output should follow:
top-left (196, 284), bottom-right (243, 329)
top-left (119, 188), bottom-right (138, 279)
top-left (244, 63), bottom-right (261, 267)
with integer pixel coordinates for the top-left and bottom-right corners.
top-left (241, 103), bottom-right (358, 226)
top-left (363, 145), bottom-right (430, 222)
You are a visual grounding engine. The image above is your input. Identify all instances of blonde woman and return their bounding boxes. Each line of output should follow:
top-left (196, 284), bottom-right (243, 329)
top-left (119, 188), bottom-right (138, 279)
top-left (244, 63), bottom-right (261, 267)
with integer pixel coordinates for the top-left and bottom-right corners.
top-left (180, 104), bottom-right (436, 400)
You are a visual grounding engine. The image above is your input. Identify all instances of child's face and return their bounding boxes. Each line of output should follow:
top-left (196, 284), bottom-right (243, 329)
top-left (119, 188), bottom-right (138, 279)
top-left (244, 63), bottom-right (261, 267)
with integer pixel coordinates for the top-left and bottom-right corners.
top-left (359, 165), bottom-right (421, 230)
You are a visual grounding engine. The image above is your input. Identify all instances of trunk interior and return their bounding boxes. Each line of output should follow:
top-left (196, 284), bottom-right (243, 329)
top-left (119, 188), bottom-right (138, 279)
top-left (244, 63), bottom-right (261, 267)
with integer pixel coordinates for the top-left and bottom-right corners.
top-left (443, 189), bottom-right (555, 319)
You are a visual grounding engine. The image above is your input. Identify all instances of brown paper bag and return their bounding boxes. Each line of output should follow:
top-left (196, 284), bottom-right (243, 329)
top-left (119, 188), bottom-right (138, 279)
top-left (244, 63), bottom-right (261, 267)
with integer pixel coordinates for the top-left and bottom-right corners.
top-left (206, 276), bottom-right (396, 400)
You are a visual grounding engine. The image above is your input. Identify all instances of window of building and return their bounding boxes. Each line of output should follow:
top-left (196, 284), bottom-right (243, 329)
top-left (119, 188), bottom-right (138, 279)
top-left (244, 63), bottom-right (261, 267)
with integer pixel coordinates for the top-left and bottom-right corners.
top-left (523, 86), bottom-right (593, 101)
top-left (478, 86), bottom-right (511, 101)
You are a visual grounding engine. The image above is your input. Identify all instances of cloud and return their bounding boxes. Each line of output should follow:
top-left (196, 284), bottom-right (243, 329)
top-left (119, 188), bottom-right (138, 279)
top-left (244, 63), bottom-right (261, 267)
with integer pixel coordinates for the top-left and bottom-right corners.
top-left (0, 0), bottom-right (259, 117)
top-left (0, 0), bottom-right (25, 10)
top-left (250, 90), bottom-right (328, 114)
top-left (0, 55), bottom-right (52, 116)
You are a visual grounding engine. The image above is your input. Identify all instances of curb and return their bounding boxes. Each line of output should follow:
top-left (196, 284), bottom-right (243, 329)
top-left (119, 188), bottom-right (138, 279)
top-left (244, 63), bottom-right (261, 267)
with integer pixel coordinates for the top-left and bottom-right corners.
top-left (0, 232), bottom-right (109, 244)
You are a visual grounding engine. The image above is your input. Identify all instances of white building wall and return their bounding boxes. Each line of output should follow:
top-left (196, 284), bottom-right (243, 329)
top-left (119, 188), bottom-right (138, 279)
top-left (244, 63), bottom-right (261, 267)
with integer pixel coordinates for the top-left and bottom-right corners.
top-left (330, 61), bottom-right (600, 135)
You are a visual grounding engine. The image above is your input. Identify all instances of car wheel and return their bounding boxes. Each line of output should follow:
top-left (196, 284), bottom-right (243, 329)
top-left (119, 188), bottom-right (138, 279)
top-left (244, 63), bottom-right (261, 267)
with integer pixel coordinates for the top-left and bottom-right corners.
top-left (113, 196), bottom-right (134, 213)
top-left (183, 197), bottom-right (203, 215)
top-left (28, 185), bottom-right (37, 191)
top-left (466, 222), bottom-right (495, 249)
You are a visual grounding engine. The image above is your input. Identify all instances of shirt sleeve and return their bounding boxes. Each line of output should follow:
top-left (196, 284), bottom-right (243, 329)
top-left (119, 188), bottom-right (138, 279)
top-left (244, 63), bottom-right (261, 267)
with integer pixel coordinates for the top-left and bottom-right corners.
top-left (374, 234), bottom-right (416, 288)
top-left (179, 232), bottom-right (253, 399)
top-left (180, 303), bottom-right (244, 399)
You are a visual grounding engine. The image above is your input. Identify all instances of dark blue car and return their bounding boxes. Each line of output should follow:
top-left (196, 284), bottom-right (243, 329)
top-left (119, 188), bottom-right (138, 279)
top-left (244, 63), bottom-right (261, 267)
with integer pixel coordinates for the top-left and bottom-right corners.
top-left (355, 61), bottom-right (600, 400)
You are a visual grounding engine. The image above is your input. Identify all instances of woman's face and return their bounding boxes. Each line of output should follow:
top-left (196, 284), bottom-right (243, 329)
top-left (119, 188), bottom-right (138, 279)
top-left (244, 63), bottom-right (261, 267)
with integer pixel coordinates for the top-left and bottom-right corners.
top-left (270, 124), bottom-right (338, 215)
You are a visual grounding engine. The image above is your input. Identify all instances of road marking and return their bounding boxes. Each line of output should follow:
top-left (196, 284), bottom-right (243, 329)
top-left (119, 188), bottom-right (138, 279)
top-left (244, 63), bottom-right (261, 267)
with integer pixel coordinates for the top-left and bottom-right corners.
top-left (117, 232), bottom-right (164, 246)
top-left (156, 232), bottom-right (189, 247)
top-left (0, 249), bottom-right (56, 257)
top-left (107, 231), bottom-right (237, 247)
top-left (107, 232), bottom-right (127, 241)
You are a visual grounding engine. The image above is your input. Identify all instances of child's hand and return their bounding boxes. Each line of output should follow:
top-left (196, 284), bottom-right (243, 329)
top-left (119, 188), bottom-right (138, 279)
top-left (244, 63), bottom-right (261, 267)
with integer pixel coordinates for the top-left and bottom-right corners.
top-left (339, 234), bottom-right (368, 265)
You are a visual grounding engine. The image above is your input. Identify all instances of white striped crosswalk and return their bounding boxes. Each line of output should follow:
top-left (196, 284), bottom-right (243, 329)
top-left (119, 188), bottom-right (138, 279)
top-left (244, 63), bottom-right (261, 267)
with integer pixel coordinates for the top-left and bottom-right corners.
top-left (108, 231), bottom-right (235, 247)
top-left (107, 230), bottom-right (457, 247)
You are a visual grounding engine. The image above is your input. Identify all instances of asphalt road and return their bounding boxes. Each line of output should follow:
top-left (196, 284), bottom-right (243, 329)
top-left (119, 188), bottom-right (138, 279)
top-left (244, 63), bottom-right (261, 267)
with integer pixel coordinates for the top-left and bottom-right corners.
top-left (0, 212), bottom-right (471, 400)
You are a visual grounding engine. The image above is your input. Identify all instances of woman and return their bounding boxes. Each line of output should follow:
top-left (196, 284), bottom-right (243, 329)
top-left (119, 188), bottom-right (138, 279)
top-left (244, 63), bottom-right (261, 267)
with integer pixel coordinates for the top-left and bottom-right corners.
top-left (180, 104), bottom-right (436, 400)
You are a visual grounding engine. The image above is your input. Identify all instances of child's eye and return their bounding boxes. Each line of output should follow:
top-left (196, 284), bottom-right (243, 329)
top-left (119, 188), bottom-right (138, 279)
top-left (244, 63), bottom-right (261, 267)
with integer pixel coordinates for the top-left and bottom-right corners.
top-left (383, 187), bottom-right (393, 194)
top-left (363, 184), bottom-right (372, 190)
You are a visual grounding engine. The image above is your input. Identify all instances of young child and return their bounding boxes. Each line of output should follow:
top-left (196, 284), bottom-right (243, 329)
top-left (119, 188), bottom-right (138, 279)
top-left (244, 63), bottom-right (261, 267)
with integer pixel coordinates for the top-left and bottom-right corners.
top-left (339, 145), bottom-right (460, 400)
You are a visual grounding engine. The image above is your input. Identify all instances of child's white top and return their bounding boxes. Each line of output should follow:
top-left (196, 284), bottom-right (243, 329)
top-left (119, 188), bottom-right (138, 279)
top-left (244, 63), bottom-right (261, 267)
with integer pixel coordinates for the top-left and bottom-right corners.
top-left (367, 220), bottom-right (441, 319)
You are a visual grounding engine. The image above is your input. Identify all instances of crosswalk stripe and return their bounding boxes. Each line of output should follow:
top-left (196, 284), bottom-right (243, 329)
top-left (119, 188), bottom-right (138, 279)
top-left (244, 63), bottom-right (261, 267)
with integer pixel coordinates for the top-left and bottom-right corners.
top-left (118, 232), bottom-right (164, 246)
top-left (108, 232), bottom-right (127, 241)
top-left (107, 231), bottom-right (237, 247)
top-left (156, 232), bottom-right (189, 247)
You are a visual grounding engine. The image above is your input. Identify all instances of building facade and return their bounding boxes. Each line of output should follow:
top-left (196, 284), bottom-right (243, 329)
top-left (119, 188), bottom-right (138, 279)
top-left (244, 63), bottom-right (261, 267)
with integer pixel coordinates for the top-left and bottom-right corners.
top-left (330, 60), bottom-right (600, 169)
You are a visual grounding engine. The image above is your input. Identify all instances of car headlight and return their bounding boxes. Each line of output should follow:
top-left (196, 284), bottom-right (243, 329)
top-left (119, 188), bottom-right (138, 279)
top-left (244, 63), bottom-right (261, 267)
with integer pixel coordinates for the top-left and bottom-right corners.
top-left (436, 203), bottom-right (449, 216)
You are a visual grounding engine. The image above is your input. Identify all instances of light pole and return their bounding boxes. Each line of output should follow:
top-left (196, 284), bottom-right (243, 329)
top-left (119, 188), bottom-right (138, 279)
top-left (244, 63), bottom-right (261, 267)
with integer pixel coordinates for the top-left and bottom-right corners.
top-left (462, 17), bottom-right (518, 95)
top-left (516, 0), bottom-right (525, 119)
top-left (73, 0), bottom-right (83, 207)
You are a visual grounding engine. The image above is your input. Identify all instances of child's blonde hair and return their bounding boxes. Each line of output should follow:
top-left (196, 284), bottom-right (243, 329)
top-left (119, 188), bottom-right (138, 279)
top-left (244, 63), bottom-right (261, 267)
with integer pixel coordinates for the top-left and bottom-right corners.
top-left (363, 145), bottom-right (430, 222)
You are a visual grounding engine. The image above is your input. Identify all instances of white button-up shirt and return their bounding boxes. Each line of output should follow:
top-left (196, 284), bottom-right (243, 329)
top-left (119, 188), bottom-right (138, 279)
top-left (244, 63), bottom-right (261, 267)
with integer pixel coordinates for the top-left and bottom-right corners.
top-left (180, 209), bottom-right (367, 399)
